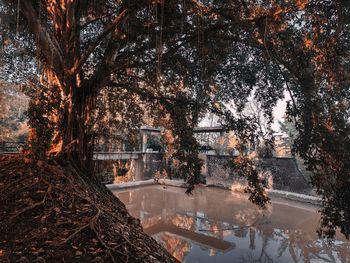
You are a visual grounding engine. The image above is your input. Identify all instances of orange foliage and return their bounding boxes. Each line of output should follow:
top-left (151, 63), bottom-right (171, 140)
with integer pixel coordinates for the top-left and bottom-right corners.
top-left (28, 128), bottom-right (36, 145)
top-left (47, 140), bottom-right (63, 156)
top-left (160, 234), bottom-right (190, 261)
top-left (304, 37), bottom-right (312, 49)
top-left (171, 215), bottom-right (195, 230)
top-left (295, 0), bottom-right (309, 10)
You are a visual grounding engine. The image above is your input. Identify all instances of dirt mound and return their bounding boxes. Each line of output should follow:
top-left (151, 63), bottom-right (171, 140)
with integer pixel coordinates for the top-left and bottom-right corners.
top-left (0, 156), bottom-right (178, 263)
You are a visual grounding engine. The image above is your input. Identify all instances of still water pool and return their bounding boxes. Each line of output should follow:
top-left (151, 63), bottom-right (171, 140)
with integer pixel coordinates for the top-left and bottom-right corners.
top-left (113, 185), bottom-right (350, 263)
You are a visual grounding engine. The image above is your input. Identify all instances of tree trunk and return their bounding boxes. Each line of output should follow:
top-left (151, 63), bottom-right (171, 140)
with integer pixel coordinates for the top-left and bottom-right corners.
top-left (26, 75), bottom-right (96, 175)
top-left (60, 82), bottom-right (95, 174)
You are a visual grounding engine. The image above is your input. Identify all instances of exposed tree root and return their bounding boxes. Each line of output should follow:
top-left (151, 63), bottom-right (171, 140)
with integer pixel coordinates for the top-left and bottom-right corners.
top-left (0, 156), bottom-right (178, 263)
top-left (10, 185), bottom-right (52, 221)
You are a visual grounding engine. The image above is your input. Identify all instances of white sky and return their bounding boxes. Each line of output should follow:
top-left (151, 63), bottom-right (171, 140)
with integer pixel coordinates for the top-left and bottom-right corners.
top-left (199, 91), bottom-right (290, 133)
top-left (272, 95), bottom-right (289, 132)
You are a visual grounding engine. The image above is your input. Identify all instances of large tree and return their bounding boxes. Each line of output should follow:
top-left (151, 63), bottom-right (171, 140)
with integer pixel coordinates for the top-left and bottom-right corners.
top-left (1, 0), bottom-right (233, 185)
top-left (1, 1), bottom-right (350, 261)
top-left (1, 0), bottom-right (260, 260)
top-left (0, 0), bottom-right (216, 261)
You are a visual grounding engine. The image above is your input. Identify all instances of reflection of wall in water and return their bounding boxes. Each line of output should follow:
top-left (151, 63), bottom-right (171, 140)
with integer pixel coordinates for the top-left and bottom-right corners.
top-left (115, 186), bottom-right (350, 263)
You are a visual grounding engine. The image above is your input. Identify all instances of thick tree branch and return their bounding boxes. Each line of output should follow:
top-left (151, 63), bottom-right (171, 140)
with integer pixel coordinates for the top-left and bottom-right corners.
top-left (67, 8), bottom-right (128, 76)
top-left (111, 81), bottom-right (198, 106)
top-left (20, 1), bottom-right (65, 76)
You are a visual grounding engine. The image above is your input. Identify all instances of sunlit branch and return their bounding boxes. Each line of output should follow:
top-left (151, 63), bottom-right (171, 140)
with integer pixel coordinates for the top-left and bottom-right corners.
top-left (20, 1), bottom-right (65, 77)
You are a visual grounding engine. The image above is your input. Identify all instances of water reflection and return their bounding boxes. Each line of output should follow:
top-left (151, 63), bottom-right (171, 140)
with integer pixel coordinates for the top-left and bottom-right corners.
top-left (114, 186), bottom-right (350, 263)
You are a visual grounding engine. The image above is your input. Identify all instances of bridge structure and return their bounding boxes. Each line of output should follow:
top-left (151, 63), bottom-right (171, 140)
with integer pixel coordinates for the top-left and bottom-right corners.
top-left (92, 126), bottom-right (227, 160)
top-left (139, 125), bottom-right (226, 153)
top-left (93, 151), bottom-right (142, 160)
top-left (0, 142), bottom-right (25, 155)
top-left (139, 126), bottom-right (225, 133)
top-left (0, 126), bottom-right (228, 160)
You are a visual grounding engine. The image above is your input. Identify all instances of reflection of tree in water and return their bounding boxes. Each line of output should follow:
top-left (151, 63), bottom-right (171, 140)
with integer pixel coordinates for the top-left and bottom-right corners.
top-left (170, 214), bottom-right (195, 231)
top-left (158, 234), bottom-right (191, 262)
top-left (239, 226), bottom-right (274, 263)
top-left (250, 228), bottom-right (256, 250)
top-left (227, 205), bottom-right (350, 263)
top-left (281, 231), bottom-right (350, 263)
top-left (240, 253), bottom-right (273, 263)
top-left (117, 188), bottom-right (350, 262)
top-left (241, 225), bottom-right (350, 263)
top-left (164, 212), bottom-right (350, 262)
top-left (138, 215), bottom-right (162, 229)
top-left (146, 211), bottom-right (350, 262)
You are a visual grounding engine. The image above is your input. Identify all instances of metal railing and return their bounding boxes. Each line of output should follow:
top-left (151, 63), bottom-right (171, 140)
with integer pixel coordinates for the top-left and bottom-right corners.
top-left (0, 142), bottom-right (25, 155)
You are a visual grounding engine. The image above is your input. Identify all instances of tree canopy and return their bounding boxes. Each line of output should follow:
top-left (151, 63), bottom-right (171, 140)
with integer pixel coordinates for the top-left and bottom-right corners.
top-left (1, 0), bottom-right (350, 239)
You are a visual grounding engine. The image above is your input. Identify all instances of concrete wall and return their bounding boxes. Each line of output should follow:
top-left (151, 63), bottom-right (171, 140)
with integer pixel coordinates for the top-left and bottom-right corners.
top-left (204, 155), bottom-right (312, 194)
top-left (256, 158), bottom-right (311, 193)
top-left (94, 153), bottom-right (164, 183)
top-left (202, 154), bottom-right (237, 181)
top-left (140, 153), bottom-right (164, 179)
top-left (96, 153), bottom-right (312, 194)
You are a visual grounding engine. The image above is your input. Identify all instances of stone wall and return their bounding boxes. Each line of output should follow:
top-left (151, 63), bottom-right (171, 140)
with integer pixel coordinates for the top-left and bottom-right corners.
top-left (140, 153), bottom-right (165, 179)
top-left (94, 153), bottom-right (165, 183)
top-left (205, 155), bottom-right (237, 181)
top-left (256, 158), bottom-right (311, 194)
top-left (93, 160), bottom-right (117, 184)
top-left (96, 153), bottom-right (313, 194)
top-left (204, 155), bottom-right (312, 194)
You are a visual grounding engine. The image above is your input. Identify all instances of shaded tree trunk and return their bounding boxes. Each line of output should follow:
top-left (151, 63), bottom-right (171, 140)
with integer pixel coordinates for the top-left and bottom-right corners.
top-left (18, 1), bottom-right (100, 173)
top-left (60, 82), bottom-right (96, 173)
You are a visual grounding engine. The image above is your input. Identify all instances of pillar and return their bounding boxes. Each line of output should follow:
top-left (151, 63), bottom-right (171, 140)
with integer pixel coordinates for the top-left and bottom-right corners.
top-left (218, 131), bottom-right (225, 155)
top-left (142, 132), bottom-right (148, 153)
